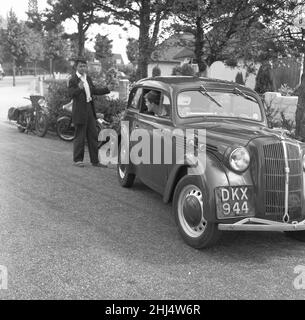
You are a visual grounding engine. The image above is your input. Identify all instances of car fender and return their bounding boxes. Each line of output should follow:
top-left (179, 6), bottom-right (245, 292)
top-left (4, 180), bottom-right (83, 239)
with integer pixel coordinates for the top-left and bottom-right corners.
top-left (164, 152), bottom-right (253, 222)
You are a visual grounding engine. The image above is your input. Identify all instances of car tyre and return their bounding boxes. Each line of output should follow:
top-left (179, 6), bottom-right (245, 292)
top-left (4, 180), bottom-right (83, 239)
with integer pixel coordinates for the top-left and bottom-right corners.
top-left (285, 231), bottom-right (305, 242)
top-left (117, 143), bottom-right (135, 188)
top-left (173, 175), bottom-right (221, 249)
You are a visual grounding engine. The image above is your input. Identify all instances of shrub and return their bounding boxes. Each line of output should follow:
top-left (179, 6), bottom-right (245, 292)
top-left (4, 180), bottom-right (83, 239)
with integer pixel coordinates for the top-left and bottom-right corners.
top-left (172, 63), bottom-right (195, 76)
top-left (152, 65), bottom-right (161, 77)
top-left (262, 95), bottom-right (280, 129)
top-left (93, 96), bottom-right (126, 123)
top-left (172, 66), bottom-right (182, 75)
top-left (262, 95), bottom-right (295, 137)
top-left (235, 72), bottom-right (245, 85)
top-left (278, 83), bottom-right (293, 96)
top-left (44, 78), bottom-right (126, 131)
top-left (254, 62), bottom-right (275, 94)
top-left (45, 79), bottom-right (71, 130)
top-left (181, 63), bottom-right (195, 76)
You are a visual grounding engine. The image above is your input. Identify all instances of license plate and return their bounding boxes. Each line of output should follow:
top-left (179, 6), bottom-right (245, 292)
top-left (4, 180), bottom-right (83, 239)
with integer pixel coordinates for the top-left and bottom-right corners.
top-left (215, 186), bottom-right (255, 219)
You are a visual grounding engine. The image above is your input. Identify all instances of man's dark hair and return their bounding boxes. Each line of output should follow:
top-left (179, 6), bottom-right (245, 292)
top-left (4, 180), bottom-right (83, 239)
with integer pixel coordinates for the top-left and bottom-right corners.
top-left (145, 90), bottom-right (160, 105)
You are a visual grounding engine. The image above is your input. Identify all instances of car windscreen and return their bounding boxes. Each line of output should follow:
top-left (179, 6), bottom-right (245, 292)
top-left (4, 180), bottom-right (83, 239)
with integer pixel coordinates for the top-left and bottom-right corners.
top-left (177, 90), bottom-right (263, 121)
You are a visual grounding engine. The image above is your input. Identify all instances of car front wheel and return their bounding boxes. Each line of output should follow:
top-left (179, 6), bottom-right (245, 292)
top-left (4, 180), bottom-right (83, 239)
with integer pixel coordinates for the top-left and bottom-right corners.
top-left (173, 175), bottom-right (221, 249)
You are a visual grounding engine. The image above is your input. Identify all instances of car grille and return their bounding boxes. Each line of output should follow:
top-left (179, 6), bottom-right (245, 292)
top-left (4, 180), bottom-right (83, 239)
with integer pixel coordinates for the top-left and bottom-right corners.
top-left (263, 142), bottom-right (302, 221)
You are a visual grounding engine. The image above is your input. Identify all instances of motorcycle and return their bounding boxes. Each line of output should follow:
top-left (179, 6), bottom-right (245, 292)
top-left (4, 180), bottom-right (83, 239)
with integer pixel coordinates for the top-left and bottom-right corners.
top-left (7, 95), bottom-right (49, 137)
top-left (56, 101), bottom-right (112, 148)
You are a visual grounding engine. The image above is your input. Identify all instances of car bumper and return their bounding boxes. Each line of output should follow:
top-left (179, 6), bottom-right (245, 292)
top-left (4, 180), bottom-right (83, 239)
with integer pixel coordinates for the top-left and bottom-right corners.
top-left (218, 218), bottom-right (305, 232)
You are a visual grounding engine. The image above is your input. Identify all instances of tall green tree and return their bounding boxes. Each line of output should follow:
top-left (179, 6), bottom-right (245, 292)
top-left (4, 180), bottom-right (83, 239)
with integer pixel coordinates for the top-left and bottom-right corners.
top-left (254, 62), bottom-right (275, 94)
top-left (26, 0), bottom-right (43, 32)
top-left (126, 37), bottom-right (139, 66)
top-left (44, 0), bottom-right (108, 57)
top-left (1, 10), bottom-right (28, 85)
top-left (94, 34), bottom-right (113, 72)
top-left (44, 25), bottom-right (71, 74)
top-left (99, 0), bottom-right (176, 80)
top-left (171, 0), bottom-right (286, 75)
top-left (23, 25), bottom-right (45, 76)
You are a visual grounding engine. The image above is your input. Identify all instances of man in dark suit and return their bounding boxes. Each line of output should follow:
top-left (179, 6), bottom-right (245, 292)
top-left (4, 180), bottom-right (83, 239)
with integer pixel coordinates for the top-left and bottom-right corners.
top-left (68, 58), bottom-right (115, 168)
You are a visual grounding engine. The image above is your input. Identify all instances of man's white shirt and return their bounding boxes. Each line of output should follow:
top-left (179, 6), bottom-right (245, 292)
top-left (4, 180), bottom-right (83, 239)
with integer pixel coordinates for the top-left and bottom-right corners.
top-left (76, 71), bottom-right (92, 103)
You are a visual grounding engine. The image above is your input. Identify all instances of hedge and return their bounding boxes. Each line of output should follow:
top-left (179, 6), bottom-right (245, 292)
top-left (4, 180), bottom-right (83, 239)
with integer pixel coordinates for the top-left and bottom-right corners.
top-left (44, 78), bottom-right (127, 131)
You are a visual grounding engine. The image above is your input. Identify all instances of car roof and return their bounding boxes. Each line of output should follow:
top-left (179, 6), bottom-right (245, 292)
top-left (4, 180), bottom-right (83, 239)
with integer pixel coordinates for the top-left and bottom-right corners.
top-left (136, 76), bottom-right (255, 94)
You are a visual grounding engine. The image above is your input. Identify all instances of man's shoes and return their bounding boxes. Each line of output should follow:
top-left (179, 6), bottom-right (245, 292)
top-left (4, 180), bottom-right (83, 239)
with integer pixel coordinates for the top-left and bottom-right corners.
top-left (73, 161), bottom-right (85, 167)
top-left (92, 162), bottom-right (107, 168)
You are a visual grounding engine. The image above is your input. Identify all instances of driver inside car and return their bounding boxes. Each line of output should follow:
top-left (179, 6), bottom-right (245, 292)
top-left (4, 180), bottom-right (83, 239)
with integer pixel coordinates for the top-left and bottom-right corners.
top-left (144, 90), bottom-right (167, 117)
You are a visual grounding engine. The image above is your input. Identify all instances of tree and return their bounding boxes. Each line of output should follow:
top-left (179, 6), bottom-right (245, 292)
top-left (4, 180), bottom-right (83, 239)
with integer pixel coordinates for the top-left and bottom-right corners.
top-left (1, 10), bottom-right (28, 85)
top-left (44, 25), bottom-right (72, 74)
top-left (94, 33), bottom-right (113, 72)
top-left (272, 0), bottom-right (305, 140)
top-left (126, 37), bottom-right (139, 65)
top-left (23, 25), bottom-right (45, 76)
top-left (239, 0), bottom-right (305, 139)
top-left (26, 0), bottom-right (44, 32)
top-left (254, 62), bottom-right (275, 94)
top-left (171, 0), bottom-right (286, 74)
top-left (44, 0), bottom-right (108, 57)
top-left (99, 0), bottom-right (176, 80)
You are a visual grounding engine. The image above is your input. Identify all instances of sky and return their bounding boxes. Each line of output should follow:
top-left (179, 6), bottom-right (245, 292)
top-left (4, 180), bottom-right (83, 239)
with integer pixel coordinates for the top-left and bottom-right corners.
top-left (0, 0), bottom-right (138, 63)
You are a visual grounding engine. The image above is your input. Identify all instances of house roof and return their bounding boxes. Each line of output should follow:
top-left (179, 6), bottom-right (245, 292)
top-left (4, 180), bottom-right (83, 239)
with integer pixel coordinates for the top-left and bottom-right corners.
top-left (173, 47), bottom-right (195, 60)
top-left (152, 32), bottom-right (194, 62)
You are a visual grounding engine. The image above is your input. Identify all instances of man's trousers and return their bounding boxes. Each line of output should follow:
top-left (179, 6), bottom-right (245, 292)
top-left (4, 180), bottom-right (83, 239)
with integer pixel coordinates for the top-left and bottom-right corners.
top-left (73, 103), bottom-right (99, 164)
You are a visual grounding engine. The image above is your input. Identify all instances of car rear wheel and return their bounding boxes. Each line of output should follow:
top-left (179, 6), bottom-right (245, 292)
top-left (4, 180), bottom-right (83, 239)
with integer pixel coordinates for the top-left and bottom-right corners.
top-left (173, 175), bottom-right (221, 249)
top-left (117, 143), bottom-right (135, 188)
top-left (285, 231), bottom-right (305, 242)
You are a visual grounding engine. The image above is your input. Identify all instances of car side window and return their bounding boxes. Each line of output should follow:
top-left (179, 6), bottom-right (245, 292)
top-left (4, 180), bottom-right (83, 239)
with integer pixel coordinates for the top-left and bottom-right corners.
top-left (140, 89), bottom-right (171, 119)
top-left (159, 95), bottom-right (171, 119)
top-left (128, 88), bottom-right (142, 111)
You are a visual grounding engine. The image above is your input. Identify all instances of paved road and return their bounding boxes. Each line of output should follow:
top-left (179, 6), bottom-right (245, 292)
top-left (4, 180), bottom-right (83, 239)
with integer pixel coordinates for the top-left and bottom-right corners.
top-left (0, 76), bottom-right (38, 121)
top-left (0, 120), bottom-right (305, 300)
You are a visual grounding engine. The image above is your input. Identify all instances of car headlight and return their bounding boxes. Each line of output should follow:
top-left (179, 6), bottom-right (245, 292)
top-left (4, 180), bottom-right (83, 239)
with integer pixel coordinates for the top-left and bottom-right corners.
top-left (229, 147), bottom-right (250, 172)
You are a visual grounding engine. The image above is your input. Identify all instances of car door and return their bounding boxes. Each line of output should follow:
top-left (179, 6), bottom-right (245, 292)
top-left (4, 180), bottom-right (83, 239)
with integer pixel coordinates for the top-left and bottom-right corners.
top-left (121, 86), bottom-right (142, 161)
top-left (135, 89), bottom-right (173, 194)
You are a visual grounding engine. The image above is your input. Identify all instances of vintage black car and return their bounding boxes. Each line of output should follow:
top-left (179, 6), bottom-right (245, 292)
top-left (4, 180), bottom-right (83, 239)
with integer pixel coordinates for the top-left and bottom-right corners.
top-left (116, 76), bottom-right (305, 249)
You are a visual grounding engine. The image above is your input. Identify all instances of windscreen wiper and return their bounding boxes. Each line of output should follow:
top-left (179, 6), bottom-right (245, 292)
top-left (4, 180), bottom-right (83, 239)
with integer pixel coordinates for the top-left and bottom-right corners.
top-left (200, 85), bottom-right (223, 108)
top-left (233, 87), bottom-right (257, 103)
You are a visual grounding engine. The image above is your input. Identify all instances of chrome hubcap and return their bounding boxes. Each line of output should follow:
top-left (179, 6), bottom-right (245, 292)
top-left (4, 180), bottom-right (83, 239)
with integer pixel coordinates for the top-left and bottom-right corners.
top-left (177, 185), bottom-right (207, 238)
top-left (118, 165), bottom-right (126, 179)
